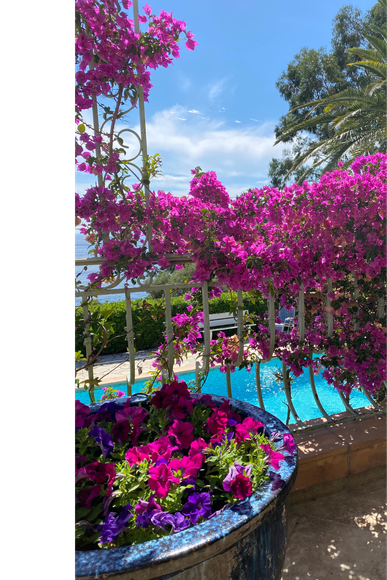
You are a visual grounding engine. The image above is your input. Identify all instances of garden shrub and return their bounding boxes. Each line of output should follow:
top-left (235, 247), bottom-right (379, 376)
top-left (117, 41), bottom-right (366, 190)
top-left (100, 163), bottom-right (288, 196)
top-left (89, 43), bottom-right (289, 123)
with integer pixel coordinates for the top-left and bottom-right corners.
top-left (75, 292), bottom-right (267, 356)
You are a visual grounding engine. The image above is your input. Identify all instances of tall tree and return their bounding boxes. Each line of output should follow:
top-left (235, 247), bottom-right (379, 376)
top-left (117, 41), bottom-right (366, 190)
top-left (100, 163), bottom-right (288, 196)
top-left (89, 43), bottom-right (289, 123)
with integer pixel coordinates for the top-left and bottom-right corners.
top-left (268, 1), bottom-right (386, 187)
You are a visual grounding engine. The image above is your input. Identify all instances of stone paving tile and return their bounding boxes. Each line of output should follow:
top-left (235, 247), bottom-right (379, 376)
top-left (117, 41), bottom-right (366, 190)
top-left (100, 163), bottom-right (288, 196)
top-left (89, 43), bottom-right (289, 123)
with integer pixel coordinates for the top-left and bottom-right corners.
top-left (75, 350), bottom-right (200, 386)
top-left (282, 475), bottom-right (387, 580)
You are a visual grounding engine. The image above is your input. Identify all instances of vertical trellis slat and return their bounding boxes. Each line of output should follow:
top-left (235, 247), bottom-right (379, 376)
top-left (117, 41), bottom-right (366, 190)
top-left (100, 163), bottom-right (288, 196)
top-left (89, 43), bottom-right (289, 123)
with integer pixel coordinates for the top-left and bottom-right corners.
top-left (125, 288), bottom-right (135, 395)
top-left (326, 278), bottom-right (333, 338)
top-left (255, 362), bottom-right (265, 409)
top-left (282, 362), bottom-right (303, 427)
top-left (298, 283), bottom-right (305, 342)
top-left (164, 289), bottom-right (174, 378)
top-left (308, 361), bottom-right (332, 422)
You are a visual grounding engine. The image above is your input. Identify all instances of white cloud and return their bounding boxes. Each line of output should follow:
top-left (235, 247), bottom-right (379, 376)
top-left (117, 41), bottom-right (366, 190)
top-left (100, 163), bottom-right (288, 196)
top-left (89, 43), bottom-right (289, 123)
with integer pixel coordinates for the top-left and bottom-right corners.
top-left (250, 118), bottom-right (261, 122)
top-left (188, 109), bottom-right (201, 114)
top-left (208, 78), bottom-right (228, 101)
top-left (77, 107), bottom-right (286, 200)
top-left (124, 106), bottom-right (287, 198)
top-left (235, 120), bottom-right (241, 123)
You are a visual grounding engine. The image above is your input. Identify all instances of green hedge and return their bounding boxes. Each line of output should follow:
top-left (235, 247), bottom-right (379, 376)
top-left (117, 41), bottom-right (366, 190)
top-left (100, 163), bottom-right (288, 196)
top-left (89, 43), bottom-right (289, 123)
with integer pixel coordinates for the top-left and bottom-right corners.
top-left (75, 292), bottom-right (267, 356)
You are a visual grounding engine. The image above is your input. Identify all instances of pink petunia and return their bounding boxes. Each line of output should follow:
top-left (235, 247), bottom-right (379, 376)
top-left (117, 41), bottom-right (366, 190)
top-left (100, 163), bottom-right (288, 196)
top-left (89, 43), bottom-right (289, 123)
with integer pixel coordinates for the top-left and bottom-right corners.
top-left (148, 436), bottom-right (178, 463)
top-left (148, 463), bottom-right (179, 498)
top-left (169, 456), bottom-right (199, 480)
top-left (260, 444), bottom-right (285, 471)
top-left (168, 420), bottom-right (194, 449)
top-left (125, 445), bottom-right (150, 465)
top-left (235, 417), bottom-right (265, 442)
top-left (230, 474), bottom-right (252, 500)
top-left (206, 408), bottom-right (228, 435)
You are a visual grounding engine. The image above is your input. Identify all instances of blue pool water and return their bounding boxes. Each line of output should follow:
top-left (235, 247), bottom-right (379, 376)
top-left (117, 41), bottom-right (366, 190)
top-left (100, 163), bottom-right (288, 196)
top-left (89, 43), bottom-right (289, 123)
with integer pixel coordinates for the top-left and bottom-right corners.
top-left (75, 358), bottom-right (370, 424)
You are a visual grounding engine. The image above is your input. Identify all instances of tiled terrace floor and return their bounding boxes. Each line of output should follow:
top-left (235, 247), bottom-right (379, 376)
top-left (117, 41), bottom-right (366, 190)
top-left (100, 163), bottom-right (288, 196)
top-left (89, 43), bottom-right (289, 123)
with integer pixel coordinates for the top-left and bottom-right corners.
top-left (282, 469), bottom-right (386, 580)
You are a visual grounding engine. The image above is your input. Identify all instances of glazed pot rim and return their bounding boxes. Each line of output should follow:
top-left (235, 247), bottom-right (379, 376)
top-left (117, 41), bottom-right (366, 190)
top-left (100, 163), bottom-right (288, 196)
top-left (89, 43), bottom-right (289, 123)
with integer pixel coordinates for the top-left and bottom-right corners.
top-left (76, 394), bottom-right (298, 579)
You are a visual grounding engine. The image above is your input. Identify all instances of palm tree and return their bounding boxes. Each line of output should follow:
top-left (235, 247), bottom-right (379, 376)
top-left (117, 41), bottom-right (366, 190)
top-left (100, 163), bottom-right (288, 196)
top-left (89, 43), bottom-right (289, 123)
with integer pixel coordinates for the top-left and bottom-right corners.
top-left (274, 0), bottom-right (386, 180)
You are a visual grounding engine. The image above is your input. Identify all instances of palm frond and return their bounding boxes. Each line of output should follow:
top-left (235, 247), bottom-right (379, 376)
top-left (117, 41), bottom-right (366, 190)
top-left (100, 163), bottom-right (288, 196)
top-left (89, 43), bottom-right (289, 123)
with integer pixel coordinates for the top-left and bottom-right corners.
top-left (377, 0), bottom-right (386, 11)
top-left (347, 47), bottom-right (383, 63)
top-left (363, 34), bottom-right (387, 60)
top-left (348, 60), bottom-right (387, 79)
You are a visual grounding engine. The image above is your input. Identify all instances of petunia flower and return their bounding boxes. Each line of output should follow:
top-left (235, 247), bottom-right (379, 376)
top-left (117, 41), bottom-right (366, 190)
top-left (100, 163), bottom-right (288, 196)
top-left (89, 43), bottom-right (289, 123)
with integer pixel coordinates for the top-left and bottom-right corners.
top-left (277, 433), bottom-right (297, 454)
top-left (77, 484), bottom-right (101, 508)
top-left (260, 444), bottom-right (285, 471)
top-left (111, 421), bottom-right (131, 443)
top-left (89, 425), bottom-right (114, 459)
top-left (135, 495), bottom-right (162, 515)
top-left (168, 420), bottom-right (194, 449)
top-left (222, 462), bottom-right (252, 492)
top-left (125, 445), bottom-right (150, 465)
top-left (84, 462), bottom-right (116, 485)
top-left (182, 492), bottom-right (211, 525)
top-left (169, 456), bottom-right (199, 481)
top-left (148, 463), bottom-right (179, 498)
top-left (151, 511), bottom-right (190, 532)
top-left (235, 417), bottom-right (265, 442)
top-left (98, 503), bottom-right (133, 543)
top-left (206, 408), bottom-right (228, 435)
top-left (230, 474), bottom-right (252, 500)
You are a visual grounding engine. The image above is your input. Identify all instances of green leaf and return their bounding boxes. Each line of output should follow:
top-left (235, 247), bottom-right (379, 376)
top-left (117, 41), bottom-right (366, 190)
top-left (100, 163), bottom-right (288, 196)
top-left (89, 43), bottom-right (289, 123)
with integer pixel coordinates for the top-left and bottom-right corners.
top-left (76, 507), bottom-right (91, 520)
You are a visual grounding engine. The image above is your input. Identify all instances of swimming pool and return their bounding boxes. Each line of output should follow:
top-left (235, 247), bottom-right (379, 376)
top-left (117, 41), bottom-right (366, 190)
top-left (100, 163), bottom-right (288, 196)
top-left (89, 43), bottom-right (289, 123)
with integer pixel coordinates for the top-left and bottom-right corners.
top-left (75, 357), bottom-right (371, 424)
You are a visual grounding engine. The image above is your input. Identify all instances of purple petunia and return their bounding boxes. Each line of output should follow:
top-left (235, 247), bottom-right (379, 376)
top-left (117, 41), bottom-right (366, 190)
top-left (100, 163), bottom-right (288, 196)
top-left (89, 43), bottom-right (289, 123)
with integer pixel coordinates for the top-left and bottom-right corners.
top-left (89, 425), bottom-right (114, 459)
top-left (151, 511), bottom-right (190, 532)
top-left (182, 492), bottom-right (211, 525)
top-left (98, 503), bottom-right (133, 543)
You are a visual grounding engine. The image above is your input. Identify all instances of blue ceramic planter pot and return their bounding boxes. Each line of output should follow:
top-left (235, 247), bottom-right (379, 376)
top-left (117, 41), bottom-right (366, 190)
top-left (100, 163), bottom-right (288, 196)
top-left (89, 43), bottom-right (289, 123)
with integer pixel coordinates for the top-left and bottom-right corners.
top-left (76, 394), bottom-right (298, 580)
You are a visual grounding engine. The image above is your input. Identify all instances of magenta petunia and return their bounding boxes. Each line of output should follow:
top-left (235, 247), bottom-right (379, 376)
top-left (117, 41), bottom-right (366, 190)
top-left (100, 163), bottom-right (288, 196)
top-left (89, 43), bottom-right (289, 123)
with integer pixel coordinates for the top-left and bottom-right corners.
top-left (235, 417), bottom-right (265, 442)
top-left (169, 456), bottom-right (199, 481)
top-left (168, 420), bottom-right (194, 449)
top-left (206, 408), bottom-right (228, 435)
top-left (260, 444), bottom-right (285, 471)
top-left (125, 445), bottom-right (150, 465)
top-left (223, 462), bottom-right (252, 492)
top-left (230, 474), bottom-right (252, 500)
top-left (148, 463), bottom-right (179, 498)
top-left (279, 433), bottom-right (297, 454)
top-left (84, 462), bottom-right (116, 485)
top-left (77, 484), bottom-right (101, 508)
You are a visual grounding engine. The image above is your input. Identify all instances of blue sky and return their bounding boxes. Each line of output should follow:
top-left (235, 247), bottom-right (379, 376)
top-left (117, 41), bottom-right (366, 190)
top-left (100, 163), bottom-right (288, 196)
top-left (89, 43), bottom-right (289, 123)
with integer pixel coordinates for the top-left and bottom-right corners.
top-left (76, 0), bottom-right (377, 199)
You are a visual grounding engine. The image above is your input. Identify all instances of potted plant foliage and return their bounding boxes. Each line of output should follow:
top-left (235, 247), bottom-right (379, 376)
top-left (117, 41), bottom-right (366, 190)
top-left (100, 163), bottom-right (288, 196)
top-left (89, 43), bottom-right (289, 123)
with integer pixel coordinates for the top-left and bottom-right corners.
top-left (76, 380), bottom-right (298, 579)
